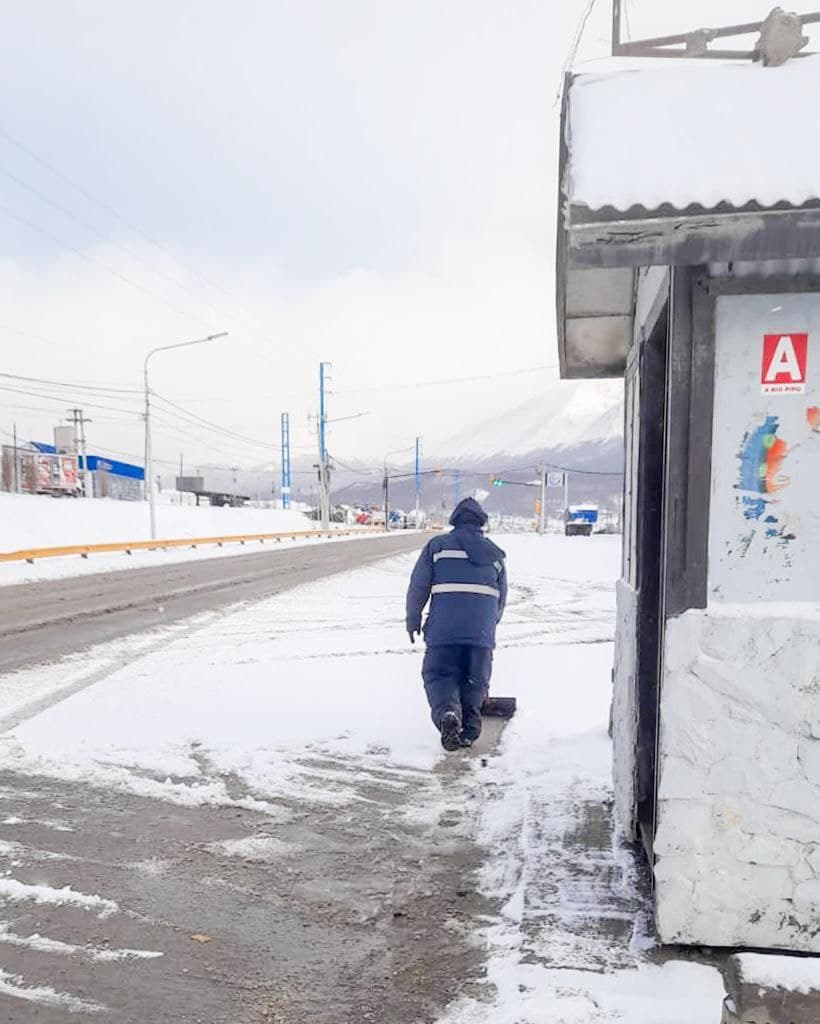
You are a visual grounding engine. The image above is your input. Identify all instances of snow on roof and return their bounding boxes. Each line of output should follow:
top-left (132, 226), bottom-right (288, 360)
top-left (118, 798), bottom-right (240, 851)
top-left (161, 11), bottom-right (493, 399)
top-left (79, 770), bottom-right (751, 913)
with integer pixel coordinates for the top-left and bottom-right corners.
top-left (567, 56), bottom-right (820, 213)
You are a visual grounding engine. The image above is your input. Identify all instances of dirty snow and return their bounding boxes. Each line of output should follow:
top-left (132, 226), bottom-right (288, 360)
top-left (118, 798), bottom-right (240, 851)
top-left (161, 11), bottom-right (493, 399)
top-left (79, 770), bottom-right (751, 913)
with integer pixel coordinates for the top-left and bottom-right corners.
top-left (0, 878), bottom-right (117, 916)
top-left (0, 923), bottom-right (162, 962)
top-left (0, 533), bottom-right (725, 1019)
top-left (0, 968), bottom-right (105, 1014)
top-left (207, 835), bottom-right (298, 862)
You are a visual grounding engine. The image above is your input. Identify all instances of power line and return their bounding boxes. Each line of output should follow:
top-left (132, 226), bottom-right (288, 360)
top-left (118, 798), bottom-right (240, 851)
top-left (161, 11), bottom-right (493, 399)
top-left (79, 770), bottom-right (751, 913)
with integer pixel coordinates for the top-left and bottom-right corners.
top-left (0, 199), bottom-right (216, 331)
top-left (165, 363), bottom-right (560, 405)
top-left (152, 393), bottom-right (279, 451)
top-left (0, 125), bottom-right (295, 371)
top-left (0, 383), bottom-right (142, 416)
top-left (554, 0), bottom-right (599, 105)
top-left (0, 323), bottom-right (134, 375)
top-left (0, 371), bottom-right (140, 395)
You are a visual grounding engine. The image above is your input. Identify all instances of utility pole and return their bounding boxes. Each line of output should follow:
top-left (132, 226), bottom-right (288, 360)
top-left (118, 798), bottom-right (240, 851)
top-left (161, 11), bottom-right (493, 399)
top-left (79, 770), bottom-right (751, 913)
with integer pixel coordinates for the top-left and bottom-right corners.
top-left (383, 464), bottom-right (390, 532)
top-left (564, 471), bottom-right (570, 516)
top-left (538, 465), bottom-right (547, 535)
top-left (317, 362), bottom-right (332, 529)
top-left (12, 422), bottom-right (18, 493)
top-left (612, 0), bottom-right (621, 55)
top-left (414, 436), bottom-right (421, 518)
top-left (454, 469), bottom-right (460, 505)
top-left (143, 332), bottom-right (228, 541)
top-left (67, 408), bottom-right (91, 497)
top-left (281, 412), bottom-right (292, 510)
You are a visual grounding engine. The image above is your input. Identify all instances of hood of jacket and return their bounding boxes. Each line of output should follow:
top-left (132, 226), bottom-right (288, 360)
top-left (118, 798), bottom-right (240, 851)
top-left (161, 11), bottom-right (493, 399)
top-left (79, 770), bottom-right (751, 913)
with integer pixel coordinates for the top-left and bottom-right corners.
top-left (449, 497), bottom-right (488, 529)
top-left (447, 498), bottom-right (505, 566)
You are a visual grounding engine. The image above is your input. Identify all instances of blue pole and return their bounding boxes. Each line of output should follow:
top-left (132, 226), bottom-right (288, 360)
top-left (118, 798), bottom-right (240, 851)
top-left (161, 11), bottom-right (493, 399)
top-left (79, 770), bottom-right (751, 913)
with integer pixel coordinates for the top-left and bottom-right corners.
top-left (454, 468), bottom-right (460, 504)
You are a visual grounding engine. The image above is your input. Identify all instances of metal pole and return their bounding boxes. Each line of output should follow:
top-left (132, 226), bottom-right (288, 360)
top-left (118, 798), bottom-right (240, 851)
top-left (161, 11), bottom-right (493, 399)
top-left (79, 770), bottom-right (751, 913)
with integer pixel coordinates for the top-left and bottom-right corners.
top-left (564, 471), bottom-right (570, 516)
top-left (612, 0), bottom-right (622, 55)
top-left (383, 464), bottom-right (390, 533)
top-left (144, 357), bottom-right (156, 540)
top-left (12, 422), bottom-right (18, 493)
top-left (414, 436), bottom-right (421, 516)
top-left (281, 412), bottom-right (291, 510)
top-left (142, 332), bottom-right (228, 540)
top-left (454, 469), bottom-right (460, 505)
top-left (538, 465), bottom-right (546, 535)
top-left (319, 363), bottom-right (330, 529)
top-left (78, 411), bottom-right (89, 497)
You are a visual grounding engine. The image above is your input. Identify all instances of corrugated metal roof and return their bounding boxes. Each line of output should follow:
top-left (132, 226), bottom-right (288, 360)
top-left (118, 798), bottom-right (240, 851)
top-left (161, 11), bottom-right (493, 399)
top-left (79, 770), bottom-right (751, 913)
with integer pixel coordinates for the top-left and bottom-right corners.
top-left (567, 56), bottom-right (820, 213)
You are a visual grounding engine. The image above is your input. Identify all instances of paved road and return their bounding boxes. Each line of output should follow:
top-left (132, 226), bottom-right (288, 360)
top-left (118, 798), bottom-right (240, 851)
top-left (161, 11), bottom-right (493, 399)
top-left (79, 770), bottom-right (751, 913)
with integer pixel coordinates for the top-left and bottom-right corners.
top-left (0, 529), bottom-right (504, 1024)
top-left (0, 533), bottom-right (423, 674)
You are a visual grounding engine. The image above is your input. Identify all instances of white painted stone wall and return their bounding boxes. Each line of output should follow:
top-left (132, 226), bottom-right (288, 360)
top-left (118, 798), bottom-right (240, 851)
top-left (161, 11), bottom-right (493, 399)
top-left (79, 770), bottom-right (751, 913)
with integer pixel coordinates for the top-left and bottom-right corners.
top-left (655, 605), bottom-right (820, 951)
top-left (612, 579), bottom-right (639, 841)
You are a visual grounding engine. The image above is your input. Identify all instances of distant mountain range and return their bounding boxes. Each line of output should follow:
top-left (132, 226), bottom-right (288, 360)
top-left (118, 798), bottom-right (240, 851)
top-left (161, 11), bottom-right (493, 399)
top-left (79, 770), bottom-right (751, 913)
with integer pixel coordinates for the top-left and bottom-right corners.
top-left (333, 380), bottom-right (624, 516)
top-left (437, 379), bottom-right (623, 460)
top-left (195, 380), bottom-right (625, 516)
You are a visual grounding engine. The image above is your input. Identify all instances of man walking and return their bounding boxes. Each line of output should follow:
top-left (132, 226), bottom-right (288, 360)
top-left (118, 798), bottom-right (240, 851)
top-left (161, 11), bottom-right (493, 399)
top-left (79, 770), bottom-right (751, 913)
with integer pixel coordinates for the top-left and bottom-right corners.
top-left (406, 497), bottom-right (507, 751)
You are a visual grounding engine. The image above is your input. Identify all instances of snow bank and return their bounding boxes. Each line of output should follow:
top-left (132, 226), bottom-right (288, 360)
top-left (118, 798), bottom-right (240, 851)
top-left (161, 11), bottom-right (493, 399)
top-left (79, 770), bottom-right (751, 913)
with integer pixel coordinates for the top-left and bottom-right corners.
top-left (0, 490), bottom-right (312, 552)
top-left (736, 952), bottom-right (820, 994)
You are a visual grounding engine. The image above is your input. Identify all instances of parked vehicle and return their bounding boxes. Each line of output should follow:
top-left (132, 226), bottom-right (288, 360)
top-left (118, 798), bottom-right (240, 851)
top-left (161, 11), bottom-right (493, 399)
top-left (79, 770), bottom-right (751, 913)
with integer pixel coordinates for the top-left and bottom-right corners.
top-left (564, 504), bottom-right (598, 537)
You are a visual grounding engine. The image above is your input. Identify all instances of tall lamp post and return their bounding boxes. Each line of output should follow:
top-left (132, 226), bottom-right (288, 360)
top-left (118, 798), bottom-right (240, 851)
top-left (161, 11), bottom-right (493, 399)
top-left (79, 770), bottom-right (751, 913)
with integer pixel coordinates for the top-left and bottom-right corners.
top-left (383, 444), bottom-right (417, 532)
top-left (143, 332), bottom-right (228, 540)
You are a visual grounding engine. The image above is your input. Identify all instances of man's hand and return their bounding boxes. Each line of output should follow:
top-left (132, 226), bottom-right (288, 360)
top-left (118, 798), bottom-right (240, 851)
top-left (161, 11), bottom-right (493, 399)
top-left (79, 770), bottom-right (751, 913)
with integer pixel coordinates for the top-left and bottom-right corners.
top-left (407, 627), bottom-right (419, 644)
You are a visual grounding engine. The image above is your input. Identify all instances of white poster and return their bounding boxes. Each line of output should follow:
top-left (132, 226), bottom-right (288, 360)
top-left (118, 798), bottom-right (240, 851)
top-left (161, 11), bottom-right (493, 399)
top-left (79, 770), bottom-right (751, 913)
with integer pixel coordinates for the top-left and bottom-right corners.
top-left (708, 292), bottom-right (820, 603)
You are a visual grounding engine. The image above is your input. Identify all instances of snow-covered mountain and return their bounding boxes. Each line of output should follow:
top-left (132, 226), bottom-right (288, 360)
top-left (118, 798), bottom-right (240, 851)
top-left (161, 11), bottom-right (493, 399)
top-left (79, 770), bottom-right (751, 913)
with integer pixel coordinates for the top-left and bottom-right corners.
top-left (436, 379), bottom-right (623, 460)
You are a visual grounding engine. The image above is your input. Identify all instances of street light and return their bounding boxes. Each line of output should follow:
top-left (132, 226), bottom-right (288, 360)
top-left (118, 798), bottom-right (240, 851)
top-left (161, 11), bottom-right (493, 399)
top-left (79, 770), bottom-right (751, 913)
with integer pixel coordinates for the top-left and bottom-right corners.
top-left (383, 443), bottom-right (417, 532)
top-left (143, 332), bottom-right (228, 540)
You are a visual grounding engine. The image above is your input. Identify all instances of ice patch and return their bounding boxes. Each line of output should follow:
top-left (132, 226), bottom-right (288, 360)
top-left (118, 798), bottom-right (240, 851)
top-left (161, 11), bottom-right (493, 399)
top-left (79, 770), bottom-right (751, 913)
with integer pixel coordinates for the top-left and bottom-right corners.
top-left (207, 836), bottom-right (298, 862)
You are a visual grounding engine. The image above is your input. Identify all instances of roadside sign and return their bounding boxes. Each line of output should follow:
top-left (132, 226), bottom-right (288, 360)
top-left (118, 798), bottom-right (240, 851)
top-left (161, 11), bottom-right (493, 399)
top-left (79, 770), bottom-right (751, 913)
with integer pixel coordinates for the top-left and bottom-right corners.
top-left (547, 472), bottom-right (565, 488)
top-left (761, 333), bottom-right (808, 395)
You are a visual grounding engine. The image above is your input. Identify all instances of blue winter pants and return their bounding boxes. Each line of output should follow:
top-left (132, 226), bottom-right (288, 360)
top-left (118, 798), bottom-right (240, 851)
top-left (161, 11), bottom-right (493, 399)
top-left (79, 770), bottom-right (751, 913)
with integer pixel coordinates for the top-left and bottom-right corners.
top-left (422, 645), bottom-right (493, 742)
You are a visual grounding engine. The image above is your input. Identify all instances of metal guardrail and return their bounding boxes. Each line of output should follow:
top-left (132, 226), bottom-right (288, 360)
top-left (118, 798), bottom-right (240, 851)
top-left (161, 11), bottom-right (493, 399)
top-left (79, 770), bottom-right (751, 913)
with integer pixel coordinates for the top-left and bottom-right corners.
top-left (0, 527), bottom-right (380, 564)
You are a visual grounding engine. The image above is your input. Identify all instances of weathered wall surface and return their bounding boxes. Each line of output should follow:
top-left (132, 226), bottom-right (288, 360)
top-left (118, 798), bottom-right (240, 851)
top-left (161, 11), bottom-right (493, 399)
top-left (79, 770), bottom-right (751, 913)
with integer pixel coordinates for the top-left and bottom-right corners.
top-left (709, 292), bottom-right (820, 604)
top-left (612, 579), bottom-right (639, 841)
top-left (655, 606), bottom-right (820, 950)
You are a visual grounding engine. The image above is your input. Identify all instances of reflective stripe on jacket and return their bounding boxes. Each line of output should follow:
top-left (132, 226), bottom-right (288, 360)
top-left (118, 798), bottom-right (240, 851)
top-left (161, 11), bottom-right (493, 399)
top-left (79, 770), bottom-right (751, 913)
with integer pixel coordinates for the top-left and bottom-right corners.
top-left (406, 525), bottom-right (507, 648)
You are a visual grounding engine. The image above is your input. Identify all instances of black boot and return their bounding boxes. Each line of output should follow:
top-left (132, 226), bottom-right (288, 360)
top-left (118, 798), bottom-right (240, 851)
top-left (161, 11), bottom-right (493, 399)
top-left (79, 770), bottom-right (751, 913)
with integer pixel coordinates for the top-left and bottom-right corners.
top-left (439, 711), bottom-right (462, 752)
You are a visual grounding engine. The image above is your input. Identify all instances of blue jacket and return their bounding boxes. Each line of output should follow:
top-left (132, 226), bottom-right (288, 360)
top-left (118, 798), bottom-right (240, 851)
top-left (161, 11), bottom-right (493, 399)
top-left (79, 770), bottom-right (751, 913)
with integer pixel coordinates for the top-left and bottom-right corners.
top-left (406, 501), bottom-right (507, 649)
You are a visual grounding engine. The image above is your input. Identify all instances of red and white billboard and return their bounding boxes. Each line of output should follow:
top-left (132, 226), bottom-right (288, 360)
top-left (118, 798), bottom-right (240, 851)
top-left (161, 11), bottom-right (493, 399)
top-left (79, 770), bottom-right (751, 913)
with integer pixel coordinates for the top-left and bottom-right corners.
top-left (761, 333), bottom-right (808, 395)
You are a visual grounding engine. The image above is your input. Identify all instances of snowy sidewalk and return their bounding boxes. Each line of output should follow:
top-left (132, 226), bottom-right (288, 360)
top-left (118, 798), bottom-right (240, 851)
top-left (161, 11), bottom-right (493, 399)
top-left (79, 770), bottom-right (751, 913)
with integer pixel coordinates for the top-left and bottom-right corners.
top-left (0, 534), bottom-right (725, 1021)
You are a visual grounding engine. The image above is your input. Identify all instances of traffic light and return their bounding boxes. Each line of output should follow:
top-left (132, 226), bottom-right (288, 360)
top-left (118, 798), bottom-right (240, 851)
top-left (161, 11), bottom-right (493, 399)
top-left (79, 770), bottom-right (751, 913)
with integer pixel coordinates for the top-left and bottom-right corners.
top-left (491, 476), bottom-right (503, 487)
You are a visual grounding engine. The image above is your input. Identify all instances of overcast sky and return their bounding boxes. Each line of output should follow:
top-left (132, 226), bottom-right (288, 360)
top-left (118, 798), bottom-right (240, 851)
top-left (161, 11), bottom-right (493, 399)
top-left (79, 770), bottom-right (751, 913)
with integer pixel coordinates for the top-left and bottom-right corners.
top-left (1, 1), bottom-right (815, 469)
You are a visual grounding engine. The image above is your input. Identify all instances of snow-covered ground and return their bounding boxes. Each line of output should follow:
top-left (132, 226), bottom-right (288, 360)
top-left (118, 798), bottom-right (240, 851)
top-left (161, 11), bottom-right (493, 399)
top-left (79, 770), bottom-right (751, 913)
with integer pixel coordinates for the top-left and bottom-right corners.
top-left (0, 490), bottom-right (370, 586)
top-left (0, 533), bottom-right (725, 1020)
top-left (0, 490), bottom-right (313, 551)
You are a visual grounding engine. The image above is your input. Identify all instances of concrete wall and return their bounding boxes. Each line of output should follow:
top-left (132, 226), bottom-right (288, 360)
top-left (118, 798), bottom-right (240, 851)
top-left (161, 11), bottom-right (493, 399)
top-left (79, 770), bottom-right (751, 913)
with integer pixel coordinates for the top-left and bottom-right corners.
top-left (655, 606), bottom-right (820, 950)
top-left (612, 579), bottom-right (639, 841)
